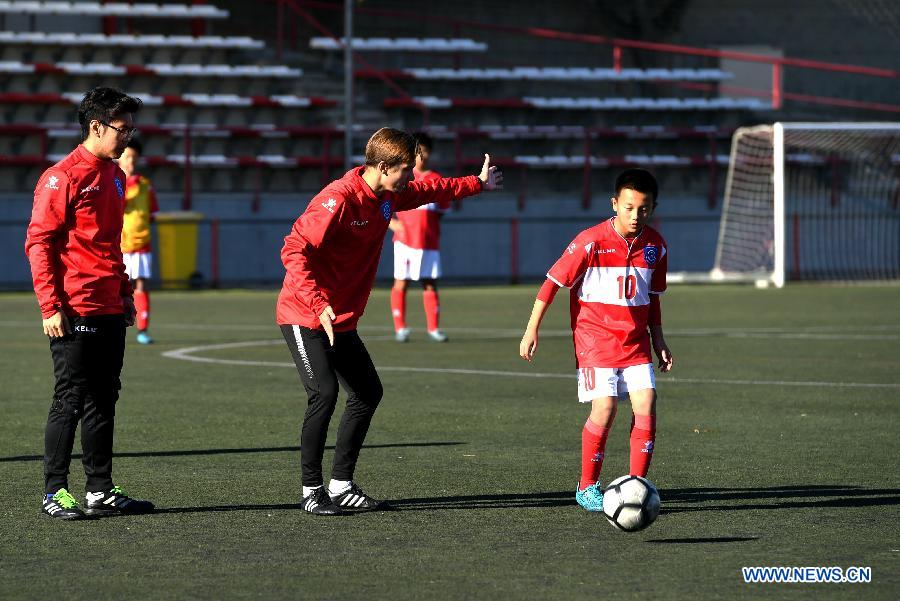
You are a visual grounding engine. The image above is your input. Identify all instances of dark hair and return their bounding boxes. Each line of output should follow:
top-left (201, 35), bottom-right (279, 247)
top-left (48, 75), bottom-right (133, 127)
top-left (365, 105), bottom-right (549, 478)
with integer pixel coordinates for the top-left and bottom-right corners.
top-left (364, 127), bottom-right (416, 168)
top-left (412, 131), bottom-right (433, 154)
top-left (614, 168), bottom-right (659, 203)
top-left (78, 87), bottom-right (142, 141)
top-left (125, 137), bottom-right (143, 155)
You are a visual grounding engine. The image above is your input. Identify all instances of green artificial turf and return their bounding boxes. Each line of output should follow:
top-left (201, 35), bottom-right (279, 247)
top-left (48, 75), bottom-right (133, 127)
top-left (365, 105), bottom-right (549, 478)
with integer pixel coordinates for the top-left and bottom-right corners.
top-left (1, 284), bottom-right (897, 600)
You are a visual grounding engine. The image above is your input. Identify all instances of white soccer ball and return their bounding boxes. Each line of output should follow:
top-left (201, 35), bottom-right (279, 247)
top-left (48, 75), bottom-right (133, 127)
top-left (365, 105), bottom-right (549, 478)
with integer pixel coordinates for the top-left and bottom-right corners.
top-left (602, 475), bottom-right (661, 532)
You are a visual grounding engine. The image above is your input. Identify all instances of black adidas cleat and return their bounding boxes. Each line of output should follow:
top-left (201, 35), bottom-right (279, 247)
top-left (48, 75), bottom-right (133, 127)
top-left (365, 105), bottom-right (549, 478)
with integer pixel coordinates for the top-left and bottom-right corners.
top-left (42, 488), bottom-right (87, 520)
top-left (84, 486), bottom-right (155, 516)
top-left (302, 486), bottom-right (343, 516)
top-left (329, 482), bottom-right (381, 512)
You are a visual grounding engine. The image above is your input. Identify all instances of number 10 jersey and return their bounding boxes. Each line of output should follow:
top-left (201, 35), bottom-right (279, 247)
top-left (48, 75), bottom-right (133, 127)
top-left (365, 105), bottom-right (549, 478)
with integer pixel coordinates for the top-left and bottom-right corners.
top-left (547, 217), bottom-right (668, 368)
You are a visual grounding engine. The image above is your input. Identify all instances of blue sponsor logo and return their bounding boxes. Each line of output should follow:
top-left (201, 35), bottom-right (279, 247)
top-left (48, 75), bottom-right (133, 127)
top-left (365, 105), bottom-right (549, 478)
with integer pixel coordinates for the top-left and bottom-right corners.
top-left (644, 245), bottom-right (658, 266)
top-left (380, 200), bottom-right (392, 221)
top-left (114, 178), bottom-right (124, 199)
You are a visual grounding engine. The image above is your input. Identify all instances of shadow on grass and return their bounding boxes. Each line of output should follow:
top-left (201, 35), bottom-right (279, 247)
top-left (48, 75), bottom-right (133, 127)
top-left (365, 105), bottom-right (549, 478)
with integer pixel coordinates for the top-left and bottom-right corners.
top-left (0, 441), bottom-right (464, 463)
top-left (647, 537), bottom-right (759, 544)
top-left (661, 484), bottom-right (900, 513)
top-left (111, 485), bottom-right (900, 517)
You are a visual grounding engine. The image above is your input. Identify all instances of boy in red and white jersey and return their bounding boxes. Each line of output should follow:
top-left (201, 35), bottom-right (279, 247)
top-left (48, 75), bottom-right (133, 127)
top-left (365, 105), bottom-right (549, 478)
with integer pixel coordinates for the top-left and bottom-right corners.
top-left (277, 128), bottom-right (502, 515)
top-left (388, 132), bottom-right (451, 342)
top-left (519, 169), bottom-right (674, 512)
top-left (119, 138), bottom-right (159, 344)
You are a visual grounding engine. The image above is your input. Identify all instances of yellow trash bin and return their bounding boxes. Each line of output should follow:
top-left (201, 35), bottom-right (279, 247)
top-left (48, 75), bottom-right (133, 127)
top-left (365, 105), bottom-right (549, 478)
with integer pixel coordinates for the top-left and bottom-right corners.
top-left (155, 211), bottom-right (203, 289)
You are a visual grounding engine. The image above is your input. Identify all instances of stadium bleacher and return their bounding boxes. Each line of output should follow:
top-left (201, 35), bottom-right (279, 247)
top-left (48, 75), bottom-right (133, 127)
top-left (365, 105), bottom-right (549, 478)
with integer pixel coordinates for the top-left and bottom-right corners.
top-left (2, 0), bottom-right (892, 284)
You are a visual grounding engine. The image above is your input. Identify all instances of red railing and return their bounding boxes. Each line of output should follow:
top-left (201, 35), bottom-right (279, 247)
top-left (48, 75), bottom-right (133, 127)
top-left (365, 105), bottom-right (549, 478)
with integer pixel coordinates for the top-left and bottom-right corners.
top-left (276, 0), bottom-right (899, 115)
top-left (1, 124), bottom-right (734, 210)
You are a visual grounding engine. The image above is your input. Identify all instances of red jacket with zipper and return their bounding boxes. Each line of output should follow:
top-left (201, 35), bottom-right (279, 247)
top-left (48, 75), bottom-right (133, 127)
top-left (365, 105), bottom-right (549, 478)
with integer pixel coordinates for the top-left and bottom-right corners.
top-left (26, 145), bottom-right (132, 319)
top-left (276, 166), bottom-right (482, 330)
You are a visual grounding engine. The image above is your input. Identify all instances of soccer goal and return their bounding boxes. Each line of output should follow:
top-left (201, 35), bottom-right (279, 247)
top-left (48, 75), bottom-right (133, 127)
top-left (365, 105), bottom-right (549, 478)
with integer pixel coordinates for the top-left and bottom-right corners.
top-left (711, 123), bottom-right (900, 287)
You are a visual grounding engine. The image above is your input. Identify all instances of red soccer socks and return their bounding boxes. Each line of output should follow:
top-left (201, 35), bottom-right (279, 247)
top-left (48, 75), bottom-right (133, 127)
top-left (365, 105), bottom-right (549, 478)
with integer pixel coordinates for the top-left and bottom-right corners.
top-left (629, 413), bottom-right (657, 477)
top-left (390, 288), bottom-right (406, 332)
top-left (580, 419), bottom-right (610, 490)
top-left (423, 289), bottom-right (440, 332)
top-left (134, 289), bottom-right (150, 332)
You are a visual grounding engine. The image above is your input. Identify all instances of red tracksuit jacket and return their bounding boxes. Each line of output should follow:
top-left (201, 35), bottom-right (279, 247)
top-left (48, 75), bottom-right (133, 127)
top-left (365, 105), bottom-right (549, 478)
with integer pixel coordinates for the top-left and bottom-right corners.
top-left (25, 145), bottom-right (132, 319)
top-left (276, 166), bottom-right (483, 330)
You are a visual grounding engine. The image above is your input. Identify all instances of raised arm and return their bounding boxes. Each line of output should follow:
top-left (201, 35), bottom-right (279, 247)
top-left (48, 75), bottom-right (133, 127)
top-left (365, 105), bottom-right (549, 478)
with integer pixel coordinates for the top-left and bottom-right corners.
top-left (394, 154), bottom-right (503, 211)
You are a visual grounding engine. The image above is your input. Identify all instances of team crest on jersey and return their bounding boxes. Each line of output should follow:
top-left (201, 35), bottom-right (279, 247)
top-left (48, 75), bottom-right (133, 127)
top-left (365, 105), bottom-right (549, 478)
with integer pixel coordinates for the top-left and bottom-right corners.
top-left (380, 200), bottom-right (392, 221)
top-left (114, 178), bottom-right (124, 199)
top-left (644, 245), bottom-right (658, 266)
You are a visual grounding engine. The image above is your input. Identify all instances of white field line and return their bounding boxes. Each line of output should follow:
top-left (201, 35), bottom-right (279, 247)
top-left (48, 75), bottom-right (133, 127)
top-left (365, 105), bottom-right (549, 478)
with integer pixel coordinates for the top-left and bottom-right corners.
top-left (3, 321), bottom-right (900, 340)
top-left (161, 339), bottom-right (900, 389)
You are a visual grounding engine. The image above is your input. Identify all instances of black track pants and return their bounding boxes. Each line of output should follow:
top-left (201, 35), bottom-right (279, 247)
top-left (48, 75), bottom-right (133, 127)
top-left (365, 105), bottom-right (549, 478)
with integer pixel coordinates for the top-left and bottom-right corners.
top-left (281, 325), bottom-right (383, 487)
top-left (45, 314), bottom-right (125, 495)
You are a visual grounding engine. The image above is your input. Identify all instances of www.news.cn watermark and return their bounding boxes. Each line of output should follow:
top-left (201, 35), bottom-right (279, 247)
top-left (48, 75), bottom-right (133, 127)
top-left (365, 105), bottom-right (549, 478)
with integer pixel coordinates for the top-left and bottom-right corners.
top-left (742, 566), bottom-right (872, 583)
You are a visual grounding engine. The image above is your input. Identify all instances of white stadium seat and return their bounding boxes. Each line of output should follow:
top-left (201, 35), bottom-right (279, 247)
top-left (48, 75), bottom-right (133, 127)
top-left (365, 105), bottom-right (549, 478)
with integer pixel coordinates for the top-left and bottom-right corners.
top-left (0, 31), bottom-right (263, 49)
top-left (309, 36), bottom-right (487, 52)
top-left (0, 1), bottom-right (229, 18)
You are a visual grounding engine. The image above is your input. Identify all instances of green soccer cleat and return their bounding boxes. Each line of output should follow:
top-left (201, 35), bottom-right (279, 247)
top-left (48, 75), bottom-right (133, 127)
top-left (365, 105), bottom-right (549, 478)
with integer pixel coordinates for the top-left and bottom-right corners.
top-left (575, 482), bottom-right (604, 512)
top-left (42, 488), bottom-right (87, 520)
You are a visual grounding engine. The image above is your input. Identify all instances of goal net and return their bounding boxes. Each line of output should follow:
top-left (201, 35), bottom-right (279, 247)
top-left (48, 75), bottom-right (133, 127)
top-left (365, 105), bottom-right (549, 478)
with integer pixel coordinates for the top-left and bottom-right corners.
top-left (712, 123), bottom-right (900, 286)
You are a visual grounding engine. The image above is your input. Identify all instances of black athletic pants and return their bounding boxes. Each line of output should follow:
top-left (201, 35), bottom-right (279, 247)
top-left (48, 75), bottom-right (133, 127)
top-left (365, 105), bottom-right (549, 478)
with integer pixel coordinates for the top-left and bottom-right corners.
top-left (45, 314), bottom-right (125, 495)
top-left (281, 325), bottom-right (383, 487)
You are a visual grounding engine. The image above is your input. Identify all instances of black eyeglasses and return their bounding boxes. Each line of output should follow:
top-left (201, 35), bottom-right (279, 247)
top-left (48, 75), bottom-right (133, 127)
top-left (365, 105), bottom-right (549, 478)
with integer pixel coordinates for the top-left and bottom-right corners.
top-left (100, 121), bottom-right (138, 139)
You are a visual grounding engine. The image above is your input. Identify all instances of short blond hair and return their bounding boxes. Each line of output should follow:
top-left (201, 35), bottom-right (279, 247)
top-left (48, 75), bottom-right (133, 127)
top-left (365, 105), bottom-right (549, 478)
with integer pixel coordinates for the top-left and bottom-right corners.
top-left (364, 127), bottom-right (416, 168)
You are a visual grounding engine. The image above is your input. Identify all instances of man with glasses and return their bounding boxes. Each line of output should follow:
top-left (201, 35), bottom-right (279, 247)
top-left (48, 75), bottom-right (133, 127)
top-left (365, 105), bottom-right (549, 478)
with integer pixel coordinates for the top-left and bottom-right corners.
top-left (25, 87), bottom-right (155, 520)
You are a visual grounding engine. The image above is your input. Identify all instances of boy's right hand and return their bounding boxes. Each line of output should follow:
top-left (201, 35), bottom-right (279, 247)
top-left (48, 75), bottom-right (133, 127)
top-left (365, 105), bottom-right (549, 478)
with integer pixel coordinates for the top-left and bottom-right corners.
top-left (519, 330), bottom-right (538, 362)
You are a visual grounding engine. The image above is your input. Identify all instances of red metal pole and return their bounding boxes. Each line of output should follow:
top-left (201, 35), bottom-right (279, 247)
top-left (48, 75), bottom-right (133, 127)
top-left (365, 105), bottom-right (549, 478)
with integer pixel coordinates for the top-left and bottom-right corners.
top-left (191, 0), bottom-right (207, 37)
top-left (510, 217), bottom-right (519, 284)
top-left (182, 126), bottom-right (192, 210)
top-left (613, 45), bottom-right (622, 71)
top-left (210, 217), bottom-right (220, 288)
top-left (772, 63), bottom-right (782, 110)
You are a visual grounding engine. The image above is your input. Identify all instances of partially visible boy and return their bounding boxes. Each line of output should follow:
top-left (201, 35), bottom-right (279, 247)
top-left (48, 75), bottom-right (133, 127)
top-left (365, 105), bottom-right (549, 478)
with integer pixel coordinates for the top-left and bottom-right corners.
top-left (119, 138), bottom-right (158, 344)
top-left (519, 169), bottom-right (674, 512)
top-left (388, 132), bottom-right (451, 342)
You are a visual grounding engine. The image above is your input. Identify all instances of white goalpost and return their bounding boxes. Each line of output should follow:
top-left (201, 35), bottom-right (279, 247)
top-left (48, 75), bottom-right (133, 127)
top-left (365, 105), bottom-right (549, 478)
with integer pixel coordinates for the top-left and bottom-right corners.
top-left (710, 122), bottom-right (900, 287)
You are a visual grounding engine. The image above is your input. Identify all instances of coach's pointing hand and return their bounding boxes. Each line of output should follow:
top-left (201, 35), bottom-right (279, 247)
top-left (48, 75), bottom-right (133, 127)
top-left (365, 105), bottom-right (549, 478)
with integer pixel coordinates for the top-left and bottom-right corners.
top-left (479, 154), bottom-right (503, 190)
top-left (319, 305), bottom-right (336, 346)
